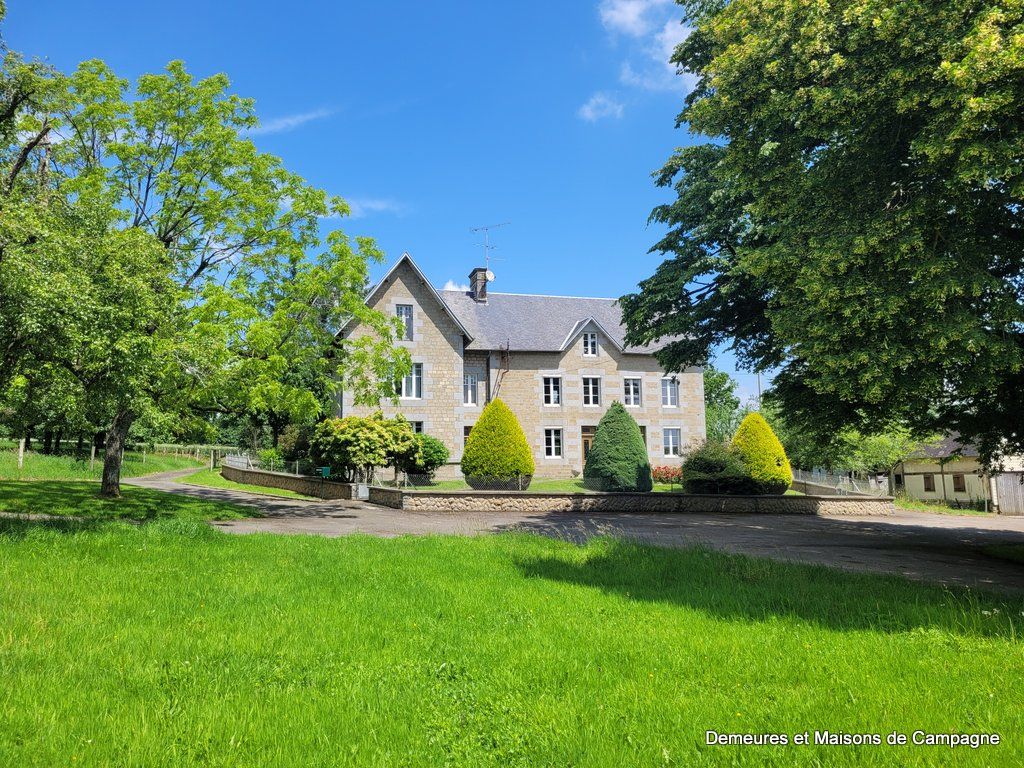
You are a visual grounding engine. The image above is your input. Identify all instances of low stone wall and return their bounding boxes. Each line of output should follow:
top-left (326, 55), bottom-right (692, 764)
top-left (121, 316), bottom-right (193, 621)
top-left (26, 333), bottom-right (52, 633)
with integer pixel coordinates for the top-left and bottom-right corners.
top-left (220, 465), bottom-right (354, 500)
top-left (368, 486), bottom-right (404, 509)
top-left (368, 489), bottom-right (893, 516)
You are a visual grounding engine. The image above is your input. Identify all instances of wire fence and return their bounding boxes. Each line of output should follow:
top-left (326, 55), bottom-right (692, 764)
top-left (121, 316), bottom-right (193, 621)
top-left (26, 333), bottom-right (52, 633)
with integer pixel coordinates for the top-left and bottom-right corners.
top-left (792, 468), bottom-right (890, 497)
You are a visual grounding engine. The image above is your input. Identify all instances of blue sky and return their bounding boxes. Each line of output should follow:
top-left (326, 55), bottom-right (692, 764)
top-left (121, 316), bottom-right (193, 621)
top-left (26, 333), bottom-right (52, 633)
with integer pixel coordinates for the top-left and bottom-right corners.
top-left (8, 0), bottom-right (759, 402)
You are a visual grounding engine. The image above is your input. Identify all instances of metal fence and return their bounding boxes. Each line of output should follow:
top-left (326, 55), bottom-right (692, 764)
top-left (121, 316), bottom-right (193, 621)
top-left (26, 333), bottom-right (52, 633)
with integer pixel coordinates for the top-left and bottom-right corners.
top-left (792, 468), bottom-right (890, 497)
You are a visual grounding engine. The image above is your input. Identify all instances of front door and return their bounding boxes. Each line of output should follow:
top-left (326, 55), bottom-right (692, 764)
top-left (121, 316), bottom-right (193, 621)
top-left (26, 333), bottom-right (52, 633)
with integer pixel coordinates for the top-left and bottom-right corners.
top-left (581, 426), bottom-right (597, 463)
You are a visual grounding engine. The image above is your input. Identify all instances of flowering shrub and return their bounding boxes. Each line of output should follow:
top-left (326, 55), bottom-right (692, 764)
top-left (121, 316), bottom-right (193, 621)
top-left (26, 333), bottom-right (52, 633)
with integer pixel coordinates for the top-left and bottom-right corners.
top-left (652, 465), bottom-right (683, 485)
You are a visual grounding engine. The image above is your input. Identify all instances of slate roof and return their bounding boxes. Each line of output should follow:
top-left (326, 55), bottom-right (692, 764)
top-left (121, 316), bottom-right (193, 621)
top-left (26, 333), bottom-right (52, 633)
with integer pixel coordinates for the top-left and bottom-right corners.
top-left (438, 289), bottom-right (662, 353)
top-left (348, 253), bottom-right (673, 355)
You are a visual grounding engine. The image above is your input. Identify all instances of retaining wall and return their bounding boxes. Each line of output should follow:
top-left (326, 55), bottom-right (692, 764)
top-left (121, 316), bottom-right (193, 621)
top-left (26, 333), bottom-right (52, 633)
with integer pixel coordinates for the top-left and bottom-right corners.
top-left (367, 489), bottom-right (894, 516)
top-left (220, 465), bottom-right (354, 500)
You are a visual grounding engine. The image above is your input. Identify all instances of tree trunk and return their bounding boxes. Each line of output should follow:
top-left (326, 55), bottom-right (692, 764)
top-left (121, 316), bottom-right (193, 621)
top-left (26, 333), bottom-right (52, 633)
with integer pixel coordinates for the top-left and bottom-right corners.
top-left (76, 433), bottom-right (85, 457)
top-left (43, 429), bottom-right (53, 454)
top-left (100, 410), bottom-right (135, 498)
top-left (53, 429), bottom-right (63, 454)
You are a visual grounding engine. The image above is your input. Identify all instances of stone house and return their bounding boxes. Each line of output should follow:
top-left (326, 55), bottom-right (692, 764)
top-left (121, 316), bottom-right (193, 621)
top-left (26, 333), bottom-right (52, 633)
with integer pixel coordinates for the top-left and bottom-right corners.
top-left (339, 253), bottom-right (706, 479)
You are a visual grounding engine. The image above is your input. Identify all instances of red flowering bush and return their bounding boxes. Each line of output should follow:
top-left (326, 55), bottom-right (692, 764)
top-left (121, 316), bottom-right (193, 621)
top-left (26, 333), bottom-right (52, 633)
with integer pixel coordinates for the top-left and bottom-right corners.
top-left (652, 465), bottom-right (683, 485)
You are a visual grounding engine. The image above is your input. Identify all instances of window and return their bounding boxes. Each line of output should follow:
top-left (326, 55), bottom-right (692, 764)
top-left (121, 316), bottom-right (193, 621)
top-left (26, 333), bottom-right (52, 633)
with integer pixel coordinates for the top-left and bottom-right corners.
top-left (411, 421), bottom-right (424, 434)
top-left (661, 377), bottom-right (679, 407)
top-left (639, 426), bottom-right (647, 446)
top-left (582, 377), bottom-right (601, 406)
top-left (623, 377), bottom-right (642, 407)
top-left (543, 376), bottom-right (562, 406)
top-left (663, 428), bottom-right (682, 457)
top-left (399, 363), bottom-right (423, 399)
top-left (923, 473), bottom-right (935, 492)
top-left (463, 373), bottom-right (478, 405)
top-left (544, 429), bottom-right (563, 458)
top-left (583, 332), bottom-right (598, 356)
top-left (396, 304), bottom-right (414, 341)
top-left (953, 473), bottom-right (966, 493)
top-left (464, 425), bottom-right (473, 441)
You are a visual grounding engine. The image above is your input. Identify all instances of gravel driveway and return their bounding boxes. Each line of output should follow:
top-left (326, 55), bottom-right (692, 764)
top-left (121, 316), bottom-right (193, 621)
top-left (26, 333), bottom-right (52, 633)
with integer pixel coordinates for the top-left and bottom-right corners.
top-left (128, 470), bottom-right (1024, 594)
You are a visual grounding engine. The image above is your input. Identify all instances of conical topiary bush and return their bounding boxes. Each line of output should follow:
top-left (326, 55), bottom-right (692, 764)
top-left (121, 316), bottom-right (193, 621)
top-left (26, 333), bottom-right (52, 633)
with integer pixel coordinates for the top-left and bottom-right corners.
top-left (730, 412), bottom-right (792, 494)
top-left (583, 401), bottom-right (653, 492)
top-left (460, 398), bottom-right (535, 490)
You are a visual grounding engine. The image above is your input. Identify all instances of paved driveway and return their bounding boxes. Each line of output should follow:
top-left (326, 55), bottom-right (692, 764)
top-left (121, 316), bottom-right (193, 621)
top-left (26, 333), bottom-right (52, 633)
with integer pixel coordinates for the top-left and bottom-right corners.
top-left (128, 470), bottom-right (1024, 594)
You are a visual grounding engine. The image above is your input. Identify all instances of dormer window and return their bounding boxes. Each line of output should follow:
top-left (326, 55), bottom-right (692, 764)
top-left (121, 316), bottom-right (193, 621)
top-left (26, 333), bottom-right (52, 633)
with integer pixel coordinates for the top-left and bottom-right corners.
top-left (583, 332), bottom-right (598, 356)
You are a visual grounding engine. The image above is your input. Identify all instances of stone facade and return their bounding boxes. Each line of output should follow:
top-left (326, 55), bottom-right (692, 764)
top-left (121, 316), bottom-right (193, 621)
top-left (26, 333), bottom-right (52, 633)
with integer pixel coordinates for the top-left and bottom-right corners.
top-left (340, 258), bottom-right (471, 472)
top-left (339, 256), bottom-right (706, 479)
top-left (369, 489), bottom-right (894, 516)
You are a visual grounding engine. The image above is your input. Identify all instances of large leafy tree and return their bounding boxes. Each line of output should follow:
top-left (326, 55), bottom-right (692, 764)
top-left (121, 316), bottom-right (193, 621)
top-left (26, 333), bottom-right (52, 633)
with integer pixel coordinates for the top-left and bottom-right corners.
top-left (621, 0), bottom-right (1024, 465)
top-left (703, 366), bottom-right (742, 442)
top-left (2, 50), bottom-right (406, 495)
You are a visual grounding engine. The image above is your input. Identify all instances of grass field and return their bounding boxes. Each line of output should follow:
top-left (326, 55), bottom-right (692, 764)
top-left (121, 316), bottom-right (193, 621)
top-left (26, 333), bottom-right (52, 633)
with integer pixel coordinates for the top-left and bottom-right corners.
top-left (895, 496), bottom-right (991, 516)
top-left (0, 448), bottom-right (203, 482)
top-left (180, 467), bottom-right (317, 500)
top-left (1, 511), bottom-right (1021, 765)
top-left (0, 481), bottom-right (253, 521)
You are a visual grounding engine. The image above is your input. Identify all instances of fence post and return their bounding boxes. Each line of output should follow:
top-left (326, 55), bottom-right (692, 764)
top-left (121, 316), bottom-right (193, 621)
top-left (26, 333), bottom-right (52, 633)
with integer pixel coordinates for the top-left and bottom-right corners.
top-left (90, 444), bottom-right (96, 472)
top-left (17, 437), bottom-right (24, 470)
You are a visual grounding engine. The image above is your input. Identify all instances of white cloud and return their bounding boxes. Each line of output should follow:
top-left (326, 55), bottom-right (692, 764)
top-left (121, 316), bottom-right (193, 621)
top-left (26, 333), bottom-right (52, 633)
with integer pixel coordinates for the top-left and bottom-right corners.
top-left (442, 280), bottom-right (471, 292)
top-left (249, 108), bottom-right (334, 136)
top-left (591, 1), bottom-right (695, 103)
top-left (345, 197), bottom-right (406, 219)
top-left (577, 92), bottom-right (625, 122)
top-left (599, 0), bottom-right (671, 37)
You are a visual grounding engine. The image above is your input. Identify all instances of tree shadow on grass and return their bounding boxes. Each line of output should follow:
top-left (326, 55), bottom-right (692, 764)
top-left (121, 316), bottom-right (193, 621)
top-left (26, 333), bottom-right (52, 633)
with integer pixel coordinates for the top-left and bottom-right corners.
top-left (0, 516), bottom-right (109, 539)
top-left (0, 481), bottom-right (253, 524)
top-left (512, 537), bottom-right (1024, 639)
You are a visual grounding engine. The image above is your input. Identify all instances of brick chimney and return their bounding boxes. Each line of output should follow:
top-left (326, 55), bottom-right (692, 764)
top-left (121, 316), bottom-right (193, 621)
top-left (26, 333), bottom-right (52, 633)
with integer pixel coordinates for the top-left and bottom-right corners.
top-left (469, 267), bottom-right (489, 302)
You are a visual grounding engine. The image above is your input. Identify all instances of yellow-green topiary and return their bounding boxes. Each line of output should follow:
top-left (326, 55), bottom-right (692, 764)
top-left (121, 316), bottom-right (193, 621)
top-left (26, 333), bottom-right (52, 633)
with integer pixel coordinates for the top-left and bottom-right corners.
top-left (460, 399), bottom-right (535, 489)
top-left (730, 412), bottom-right (792, 494)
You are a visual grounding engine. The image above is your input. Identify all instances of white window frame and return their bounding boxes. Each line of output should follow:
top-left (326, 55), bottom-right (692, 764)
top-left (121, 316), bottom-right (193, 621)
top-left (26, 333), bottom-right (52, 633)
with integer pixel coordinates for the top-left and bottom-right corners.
top-left (400, 363), bottom-right (423, 400)
top-left (663, 428), bottom-right (682, 457)
top-left (623, 377), bottom-right (642, 407)
top-left (396, 304), bottom-right (414, 341)
top-left (582, 332), bottom-right (598, 357)
top-left (463, 373), bottom-right (478, 406)
top-left (543, 376), bottom-right (562, 406)
top-left (661, 376), bottom-right (679, 408)
top-left (582, 376), bottom-right (601, 407)
top-left (544, 428), bottom-right (563, 458)
top-left (411, 421), bottom-right (424, 434)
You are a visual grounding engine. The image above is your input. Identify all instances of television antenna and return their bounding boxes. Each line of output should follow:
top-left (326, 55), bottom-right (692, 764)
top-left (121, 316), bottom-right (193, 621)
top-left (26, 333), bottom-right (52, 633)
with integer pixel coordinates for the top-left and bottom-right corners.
top-left (470, 222), bottom-right (510, 273)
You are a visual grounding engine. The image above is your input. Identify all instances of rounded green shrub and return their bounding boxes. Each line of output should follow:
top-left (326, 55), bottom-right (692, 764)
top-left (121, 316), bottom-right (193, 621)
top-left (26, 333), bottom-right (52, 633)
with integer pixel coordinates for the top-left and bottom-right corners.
top-left (396, 433), bottom-right (450, 481)
top-left (583, 401), bottom-right (653, 492)
top-left (681, 440), bottom-right (760, 494)
top-left (731, 412), bottom-right (793, 494)
top-left (460, 399), bottom-right (534, 489)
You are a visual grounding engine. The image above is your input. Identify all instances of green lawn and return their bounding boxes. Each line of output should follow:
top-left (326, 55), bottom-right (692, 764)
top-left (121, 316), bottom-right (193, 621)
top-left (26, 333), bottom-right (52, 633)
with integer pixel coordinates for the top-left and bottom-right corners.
top-left (0, 480), bottom-right (253, 522)
top-left (0, 507), bottom-right (1021, 765)
top-left (180, 467), bottom-right (317, 500)
top-left (0, 448), bottom-right (203, 482)
top-left (895, 496), bottom-right (992, 516)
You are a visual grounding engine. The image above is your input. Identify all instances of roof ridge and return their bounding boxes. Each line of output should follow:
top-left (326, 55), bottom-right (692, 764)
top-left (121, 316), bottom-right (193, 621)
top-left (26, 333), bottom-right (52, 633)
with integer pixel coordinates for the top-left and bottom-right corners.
top-left (439, 289), bottom-right (619, 301)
